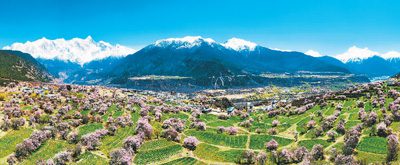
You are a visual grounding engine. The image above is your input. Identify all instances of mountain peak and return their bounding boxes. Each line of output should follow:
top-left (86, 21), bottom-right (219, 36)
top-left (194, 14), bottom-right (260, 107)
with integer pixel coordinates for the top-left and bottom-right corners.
top-left (154, 36), bottom-right (216, 48)
top-left (222, 38), bottom-right (257, 51)
top-left (3, 36), bottom-right (136, 65)
top-left (335, 46), bottom-right (379, 63)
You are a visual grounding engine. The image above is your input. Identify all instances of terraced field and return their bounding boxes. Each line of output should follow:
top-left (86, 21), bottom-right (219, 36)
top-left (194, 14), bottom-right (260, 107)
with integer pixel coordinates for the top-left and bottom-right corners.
top-left (1, 80), bottom-right (400, 164)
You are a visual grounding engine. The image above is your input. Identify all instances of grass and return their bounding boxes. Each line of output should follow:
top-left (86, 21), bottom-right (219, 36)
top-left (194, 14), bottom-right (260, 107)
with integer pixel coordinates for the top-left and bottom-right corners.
top-left (162, 157), bottom-right (204, 165)
top-left (345, 120), bottom-right (361, 129)
top-left (356, 151), bottom-right (386, 164)
top-left (140, 139), bottom-right (177, 151)
top-left (356, 136), bottom-right (387, 154)
top-left (100, 126), bottom-right (135, 155)
top-left (0, 128), bottom-right (33, 158)
top-left (134, 144), bottom-right (183, 164)
top-left (297, 139), bottom-right (332, 150)
top-left (21, 140), bottom-right (73, 165)
top-left (78, 123), bottom-right (104, 138)
top-left (193, 143), bottom-right (244, 163)
top-left (249, 134), bottom-right (293, 149)
top-left (185, 130), bottom-right (247, 148)
top-left (74, 152), bottom-right (108, 165)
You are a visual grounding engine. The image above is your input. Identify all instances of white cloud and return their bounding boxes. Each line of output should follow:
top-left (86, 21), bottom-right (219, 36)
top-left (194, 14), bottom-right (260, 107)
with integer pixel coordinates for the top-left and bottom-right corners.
top-left (3, 36), bottom-right (136, 65)
top-left (305, 50), bottom-right (322, 57)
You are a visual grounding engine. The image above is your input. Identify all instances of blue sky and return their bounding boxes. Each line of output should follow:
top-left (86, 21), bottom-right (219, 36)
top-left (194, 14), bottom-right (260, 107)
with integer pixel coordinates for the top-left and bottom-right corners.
top-left (1, 0), bottom-right (399, 55)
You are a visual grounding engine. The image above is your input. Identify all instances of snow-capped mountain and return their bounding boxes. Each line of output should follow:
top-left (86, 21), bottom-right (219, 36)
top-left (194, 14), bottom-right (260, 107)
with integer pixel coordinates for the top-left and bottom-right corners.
top-left (106, 36), bottom-right (353, 90)
top-left (3, 36), bottom-right (136, 65)
top-left (154, 36), bottom-right (216, 49)
top-left (335, 46), bottom-right (400, 63)
top-left (222, 38), bottom-right (257, 51)
top-left (153, 36), bottom-right (259, 51)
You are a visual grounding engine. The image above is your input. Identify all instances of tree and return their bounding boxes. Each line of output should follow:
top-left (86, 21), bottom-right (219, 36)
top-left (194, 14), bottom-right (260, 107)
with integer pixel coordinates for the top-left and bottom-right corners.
top-left (183, 136), bottom-right (199, 150)
top-left (387, 134), bottom-right (399, 162)
top-left (334, 154), bottom-right (355, 165)
top-left (226, 127), bottom-right (238, 135)
top-left (256, 151), bottom-right (267, 165)
top-left (377, 122), bottom-right (387, 137)
top-left (293, 146), bottom-right (308, 163)
top-left (239, 150), bottom-right (256, 164)
top-left (53, 151), bottom-right (72, 165)
top-left (272, 120), bottom-right (279, 127)
top-left (327, 130), bottom-right (337, 142)
top-left (123, 135), bottom-right (143, 154)
top-left (266, 139), bottom-right (279, 151)
top-left (109, 149), bottom-right (132, 165)
top-left (311, 144), bottom-right (324, 161)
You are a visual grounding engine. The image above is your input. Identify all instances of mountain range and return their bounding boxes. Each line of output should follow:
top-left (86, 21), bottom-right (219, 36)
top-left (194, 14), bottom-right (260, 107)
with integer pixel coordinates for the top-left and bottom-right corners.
top-left (2, 36), bottom-right (399, 89)
top-left (0, 50), bottom-right (52, 84)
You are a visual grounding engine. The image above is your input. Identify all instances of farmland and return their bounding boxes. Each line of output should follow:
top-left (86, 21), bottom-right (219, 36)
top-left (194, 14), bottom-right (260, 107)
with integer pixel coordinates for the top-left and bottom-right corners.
top-left (0, 78), bottom-right (400, 164)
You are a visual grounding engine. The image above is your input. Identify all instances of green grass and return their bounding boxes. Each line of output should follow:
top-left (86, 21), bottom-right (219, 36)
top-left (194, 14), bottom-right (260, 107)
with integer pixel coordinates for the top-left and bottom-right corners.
top-left (74, 152), bottom-right (108, 165)
top-left (297, 139), bottom-right (332, 150)
top-left (162, 157), bottom-right (204, 165)
top-left (21, 140), bottom-right (73, 165)
top-left (162, 112), bottom-right (189, 121)
top-left (356, 136), bottom-right (387, 154)
top-left (249, 134), bottom-right (293, 149)
top-left (0, 128), bottom-right (33, 158)
top-left (185, 130), bottom-right (247, 148)
top-left (193, 143), bottom-right (243, 163)
top-left (345, 120), bottom-right (361, 129)
top-left (100, 126), bottom-right (135, 155)
top-left (356, 151), bottom-right (386, 164)
top-left (134, 144), bottom-right (183, 164)
top-left (140, 139), bottom-right (177, 151)
top-left (78, 123), bottom-right (104, 138)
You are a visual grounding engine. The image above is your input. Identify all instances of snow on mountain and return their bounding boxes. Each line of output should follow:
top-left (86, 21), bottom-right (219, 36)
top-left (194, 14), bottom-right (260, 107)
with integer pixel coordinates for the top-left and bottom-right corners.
top-left (305, 50), bottom-right (322, 57)
top-left (154, 36), bottom-right (216, 49)
top-left (3, 36), bottom-right (136, 65)
top-left (335, 46), bottom-right (379, 63)
top-left (222, 38), bottom-right (257, 51)
top-left (381, 51), bottom-right (400, 60)
top-left (335, 46), bottom-right (400, 63)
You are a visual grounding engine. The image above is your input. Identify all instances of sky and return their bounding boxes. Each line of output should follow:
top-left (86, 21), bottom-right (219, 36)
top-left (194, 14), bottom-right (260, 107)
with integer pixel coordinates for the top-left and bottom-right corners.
top-left (1, 0), bottom-right (400, 55)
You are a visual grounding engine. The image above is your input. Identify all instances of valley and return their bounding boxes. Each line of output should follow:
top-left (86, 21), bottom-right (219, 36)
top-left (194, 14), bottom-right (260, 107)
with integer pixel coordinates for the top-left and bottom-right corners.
top-left (0, 75), bottom-right (400, 164)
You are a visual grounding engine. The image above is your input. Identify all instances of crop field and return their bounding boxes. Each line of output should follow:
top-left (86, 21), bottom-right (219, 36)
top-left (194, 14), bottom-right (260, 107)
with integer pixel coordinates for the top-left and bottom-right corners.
top-left (1, 79), bottom-right (400, 164)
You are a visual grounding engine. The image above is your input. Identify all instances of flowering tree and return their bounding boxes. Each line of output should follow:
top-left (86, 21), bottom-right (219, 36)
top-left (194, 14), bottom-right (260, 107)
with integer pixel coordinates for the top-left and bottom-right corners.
top-left (183, 136), bottom-right (199, 150)
top-left (387, 134), bottom-right (399, 162)
top-left (109, 149), bottom-right (132, 165)
top-left (123, 135), bottom-right (144, 154)
top-left (311, 144), bottom-right (324, 161)
top-left (226, 127), bottom-right (238, 135)
top-left (239, 150), bottom-right (256, 164)
top-left (266, 139), bottom-right (279, 151)
top-left (272, 120), bottom-right (279, 127)
top-left (53, 151), bottom-right (72, 165)
top-left (256, 151), bottom-right (267, 165)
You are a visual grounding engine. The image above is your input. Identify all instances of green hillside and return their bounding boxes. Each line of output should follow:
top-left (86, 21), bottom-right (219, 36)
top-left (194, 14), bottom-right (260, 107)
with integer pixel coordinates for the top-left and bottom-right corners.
top-left (0, 50), bottom-right (51, 84)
